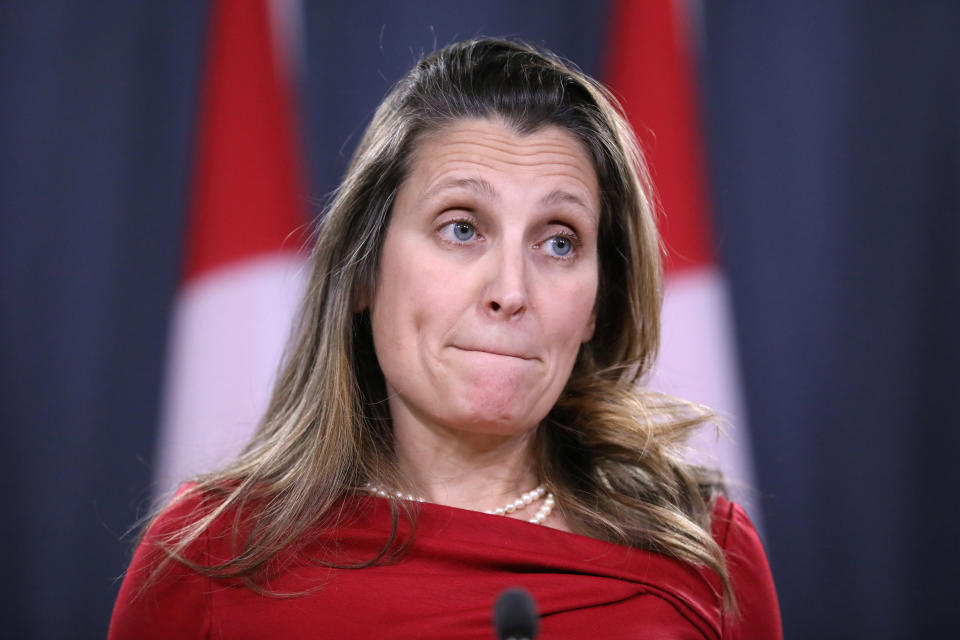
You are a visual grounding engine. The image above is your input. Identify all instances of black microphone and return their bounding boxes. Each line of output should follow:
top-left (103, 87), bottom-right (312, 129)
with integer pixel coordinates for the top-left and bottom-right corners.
top-left (493, 587), bottom-right (539, 640)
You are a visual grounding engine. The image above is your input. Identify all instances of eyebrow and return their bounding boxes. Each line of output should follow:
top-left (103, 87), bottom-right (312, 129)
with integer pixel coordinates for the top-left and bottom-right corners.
top-left (422, 177), bottom-right (597, 221)
top-left (422, 177), bottom-right (498, 202)
top-left (537, 189), bottom-right (595, 218)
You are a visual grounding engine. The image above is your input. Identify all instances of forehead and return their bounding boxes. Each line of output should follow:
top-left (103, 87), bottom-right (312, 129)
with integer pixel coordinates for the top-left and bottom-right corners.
top-left (400, 118), bottom-right (600, 215)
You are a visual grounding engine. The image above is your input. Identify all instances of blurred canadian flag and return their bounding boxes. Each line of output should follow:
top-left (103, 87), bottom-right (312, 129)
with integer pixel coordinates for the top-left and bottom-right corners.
top-left (154, 0), bottom-right (308, 496)
top-left (605, 0), bottom-right (760, 515)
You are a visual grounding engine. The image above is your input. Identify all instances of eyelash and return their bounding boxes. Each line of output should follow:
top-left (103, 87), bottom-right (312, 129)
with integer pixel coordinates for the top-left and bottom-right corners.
top-left (437, 218), bottom-right (580, 260)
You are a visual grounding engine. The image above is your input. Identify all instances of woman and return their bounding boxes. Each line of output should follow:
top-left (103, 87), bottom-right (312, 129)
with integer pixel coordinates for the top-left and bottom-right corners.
top-left (110, 38), bottom-right (781, 638)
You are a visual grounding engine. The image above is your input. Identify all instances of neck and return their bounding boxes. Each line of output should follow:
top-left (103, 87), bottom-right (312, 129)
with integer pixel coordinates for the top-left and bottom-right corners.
top-left (390, 407), bottom-right (540, 513)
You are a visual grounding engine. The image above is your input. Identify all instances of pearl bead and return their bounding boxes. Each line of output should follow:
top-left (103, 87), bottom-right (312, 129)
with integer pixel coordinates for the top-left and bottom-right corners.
top-left (364, 483), bottom-right (553, 526)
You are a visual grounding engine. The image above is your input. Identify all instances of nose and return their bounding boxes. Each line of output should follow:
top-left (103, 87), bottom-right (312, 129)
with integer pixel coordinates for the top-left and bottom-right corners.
top-left (484, 244), bottom-right (529, 319)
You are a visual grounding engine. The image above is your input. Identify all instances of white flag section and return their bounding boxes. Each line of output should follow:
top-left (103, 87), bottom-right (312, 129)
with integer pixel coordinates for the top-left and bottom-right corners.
top-left (154, 255), bottom-right (306, 496)
top-left (651, 268), bottom-right (758, 510)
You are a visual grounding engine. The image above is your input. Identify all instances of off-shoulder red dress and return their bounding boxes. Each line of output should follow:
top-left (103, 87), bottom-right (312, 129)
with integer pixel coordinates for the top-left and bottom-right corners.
top-left (109, 492), bottom-right (781, 639)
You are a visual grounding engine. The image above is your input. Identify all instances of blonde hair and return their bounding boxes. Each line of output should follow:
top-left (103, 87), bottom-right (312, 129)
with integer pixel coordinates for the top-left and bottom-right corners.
top-left (147, 38), bottom-right (732, 606)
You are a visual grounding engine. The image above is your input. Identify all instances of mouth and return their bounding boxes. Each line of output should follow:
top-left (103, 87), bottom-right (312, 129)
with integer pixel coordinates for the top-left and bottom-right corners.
top-left (450, 346), bottom-right (538, 361)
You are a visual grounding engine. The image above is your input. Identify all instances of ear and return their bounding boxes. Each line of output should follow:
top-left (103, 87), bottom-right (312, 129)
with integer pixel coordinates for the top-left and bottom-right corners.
top-left (352, 279), bottom-right (371, 313)
top-left (353, 288), bottom-right (369, 313)
top-left (581, 310), bottom-right (596, 343)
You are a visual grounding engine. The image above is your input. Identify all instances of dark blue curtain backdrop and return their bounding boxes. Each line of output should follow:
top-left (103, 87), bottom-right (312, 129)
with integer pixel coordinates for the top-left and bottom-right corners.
top-left (703, 3), bottom-right (960, 636)
top-left (1, 2), bottom-right (957, 638)
top-left (0, 2), bottom-right (207, 638)
top-left (300, 0), bottom-right (610, 199)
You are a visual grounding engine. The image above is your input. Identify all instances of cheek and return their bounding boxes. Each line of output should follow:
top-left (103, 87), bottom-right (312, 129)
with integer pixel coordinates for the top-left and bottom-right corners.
top-left (370, 237), bottom-right (456, 361)
top-left (370, 241), bottom-right (411, 364)
top-left (545, 273), bottom-right (598, 352)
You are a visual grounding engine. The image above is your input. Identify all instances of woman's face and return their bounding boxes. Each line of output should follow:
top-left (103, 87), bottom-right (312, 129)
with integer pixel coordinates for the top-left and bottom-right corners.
top-left (368, 118), bottom-right (600, 438)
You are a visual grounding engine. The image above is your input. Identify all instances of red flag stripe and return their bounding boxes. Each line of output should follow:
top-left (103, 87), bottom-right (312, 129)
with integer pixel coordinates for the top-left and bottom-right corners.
top-left (183, 0), bottom-right (307, 282)
top-left (604, 0), bottom-right (713, 274)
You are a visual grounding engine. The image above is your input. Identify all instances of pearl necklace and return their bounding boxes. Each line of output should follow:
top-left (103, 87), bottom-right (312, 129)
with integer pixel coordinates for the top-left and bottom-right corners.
top-left (364, 482), bottom-right (556, 525)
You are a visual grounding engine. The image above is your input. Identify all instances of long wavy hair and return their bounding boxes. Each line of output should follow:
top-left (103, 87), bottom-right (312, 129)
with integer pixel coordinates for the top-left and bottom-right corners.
top-left (148, 38), bottom-right (732, 606)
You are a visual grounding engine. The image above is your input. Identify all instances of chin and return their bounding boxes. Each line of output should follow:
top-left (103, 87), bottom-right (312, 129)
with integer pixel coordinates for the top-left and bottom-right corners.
top-left (427, 364), bottom-right (560, 436)
top-left (451, 392), bottom-right (548, 437)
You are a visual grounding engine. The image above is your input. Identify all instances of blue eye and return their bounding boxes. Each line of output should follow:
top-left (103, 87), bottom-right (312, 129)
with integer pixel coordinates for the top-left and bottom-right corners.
top-left (452, 221), bottom-right (476, 242)
top-left (548, 235), bottom-right (574, 256)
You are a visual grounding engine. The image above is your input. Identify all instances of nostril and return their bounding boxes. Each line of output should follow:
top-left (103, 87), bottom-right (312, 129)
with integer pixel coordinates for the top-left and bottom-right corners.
top-left (490, 301), bottom-right (501, 312)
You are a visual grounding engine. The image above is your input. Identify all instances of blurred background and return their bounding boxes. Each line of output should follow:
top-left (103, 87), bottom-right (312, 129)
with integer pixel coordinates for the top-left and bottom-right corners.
top-left (2, 1), bottom-right (958, 637)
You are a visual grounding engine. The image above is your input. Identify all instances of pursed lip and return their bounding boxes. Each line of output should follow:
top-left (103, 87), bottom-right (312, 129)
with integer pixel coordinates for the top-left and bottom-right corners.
top-left (450, 345), bottom-right (539, 361)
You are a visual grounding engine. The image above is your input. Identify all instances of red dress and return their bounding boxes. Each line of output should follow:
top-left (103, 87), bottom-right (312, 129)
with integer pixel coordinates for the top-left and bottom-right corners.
top-left (109, 492), bottom-right (781, 639)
